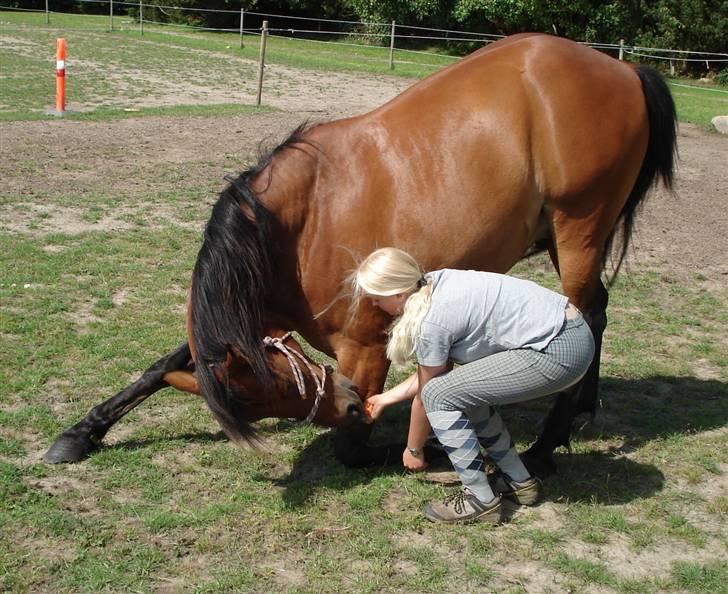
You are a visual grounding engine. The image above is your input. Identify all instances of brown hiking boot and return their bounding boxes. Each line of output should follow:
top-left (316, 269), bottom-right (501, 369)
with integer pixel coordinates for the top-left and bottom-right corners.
top-left (489, 471), bottom-right (541, 506)
top-left (423, 489), bottom-right (502, 524)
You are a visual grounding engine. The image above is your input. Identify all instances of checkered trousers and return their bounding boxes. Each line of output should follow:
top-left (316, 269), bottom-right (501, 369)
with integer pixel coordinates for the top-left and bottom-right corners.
top-left (421, 316), bottom-right (595, 500)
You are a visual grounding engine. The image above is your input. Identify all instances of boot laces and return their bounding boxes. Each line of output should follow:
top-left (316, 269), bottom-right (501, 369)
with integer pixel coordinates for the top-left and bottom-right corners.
top-left (442, 490), bottom-right (468, 514)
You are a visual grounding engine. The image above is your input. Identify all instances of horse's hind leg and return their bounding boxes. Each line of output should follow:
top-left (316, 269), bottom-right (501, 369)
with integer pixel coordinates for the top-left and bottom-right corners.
top-left (44, 343), bottom-right (192, 463)
top-left (522, 242), bottom-right (610, 477)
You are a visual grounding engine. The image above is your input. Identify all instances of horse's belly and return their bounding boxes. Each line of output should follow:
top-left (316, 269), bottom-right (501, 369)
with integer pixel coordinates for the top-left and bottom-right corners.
top-left (395, 192), bottom-right (541, 273)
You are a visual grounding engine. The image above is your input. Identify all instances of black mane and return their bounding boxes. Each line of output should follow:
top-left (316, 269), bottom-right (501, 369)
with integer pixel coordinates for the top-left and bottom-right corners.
top-left (189, 123), bottom-right (314, 443)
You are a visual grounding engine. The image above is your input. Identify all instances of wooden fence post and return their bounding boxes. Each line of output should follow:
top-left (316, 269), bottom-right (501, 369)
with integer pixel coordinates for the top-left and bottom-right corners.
top-left (110, 0), bottom-right (114, 32)
top-left (240, 8), bottom-right (245, 49)
top-left (388, 21), bottom-right (396, 70)
top-left (139, 0), bottom-right (143, 36)
top-left (256, 21), bottom-right (269, 106)
top-left (619, 39), bottom-right (624, 60)
top-left (45, 0), bottom-right (49, 25)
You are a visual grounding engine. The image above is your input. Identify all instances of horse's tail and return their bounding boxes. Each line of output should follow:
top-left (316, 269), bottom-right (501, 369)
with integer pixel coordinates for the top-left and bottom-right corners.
top-left (189, 176), bottom-right (273, 444)
top-left (603, 65), bottom-right (678, 284)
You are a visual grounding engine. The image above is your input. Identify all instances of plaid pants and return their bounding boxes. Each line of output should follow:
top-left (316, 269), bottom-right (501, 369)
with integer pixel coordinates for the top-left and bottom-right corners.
top-left (421, 316), bottom-right (595, 499)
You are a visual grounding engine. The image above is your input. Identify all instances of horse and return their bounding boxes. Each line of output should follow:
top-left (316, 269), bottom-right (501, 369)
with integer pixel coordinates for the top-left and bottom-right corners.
top-left (44, 329), bottom-right (365, 463)
top-left (46, 33), bottom-right (677, 476)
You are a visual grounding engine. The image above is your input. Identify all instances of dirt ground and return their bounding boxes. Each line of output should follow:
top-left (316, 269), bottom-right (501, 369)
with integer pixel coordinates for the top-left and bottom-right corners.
top-left (1, 71), bottom-right (726, 283)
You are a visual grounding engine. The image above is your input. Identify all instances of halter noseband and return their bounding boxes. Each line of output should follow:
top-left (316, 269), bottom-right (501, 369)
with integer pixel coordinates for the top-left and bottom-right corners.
top-left (262, 332), bottom-right (327, 424)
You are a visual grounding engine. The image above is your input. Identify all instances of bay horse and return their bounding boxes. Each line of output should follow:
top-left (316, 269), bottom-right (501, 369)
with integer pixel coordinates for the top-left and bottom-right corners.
top-left (46, 33), bottom-right (677, 475)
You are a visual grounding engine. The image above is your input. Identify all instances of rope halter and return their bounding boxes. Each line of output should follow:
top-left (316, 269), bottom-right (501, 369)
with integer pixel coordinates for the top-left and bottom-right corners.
top-left (262, 332), bottom-right (327, 424)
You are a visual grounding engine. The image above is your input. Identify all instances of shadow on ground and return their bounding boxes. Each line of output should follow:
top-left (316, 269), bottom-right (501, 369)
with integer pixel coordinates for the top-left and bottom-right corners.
top-left (48, 375), bottom-right (724, 508)
top-left (273, 375), bottom-right (725, 508)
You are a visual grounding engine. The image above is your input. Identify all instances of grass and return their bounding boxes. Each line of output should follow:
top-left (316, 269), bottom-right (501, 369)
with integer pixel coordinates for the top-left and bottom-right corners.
top-left (667, 80), bottom-right (728, 129)
top-left (1, 212), bottom-right (726, 592)
top-left (1, 11), bottom-right (726, 127)
top-left (0, 102), bottom-right (275, 123)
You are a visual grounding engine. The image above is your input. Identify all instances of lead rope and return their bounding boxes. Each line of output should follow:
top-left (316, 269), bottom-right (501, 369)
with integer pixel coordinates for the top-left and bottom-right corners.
top-left (262, 332), bottom-right (327, 424)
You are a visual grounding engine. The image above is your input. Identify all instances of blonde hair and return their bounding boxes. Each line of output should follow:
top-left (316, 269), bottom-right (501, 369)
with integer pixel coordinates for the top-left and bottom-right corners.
top-left (352, 247), bottom-right (433, 366)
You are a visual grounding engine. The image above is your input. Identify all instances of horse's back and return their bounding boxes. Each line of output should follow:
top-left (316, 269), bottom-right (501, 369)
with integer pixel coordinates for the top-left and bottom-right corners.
top-left (361, 34), bottom-right (648, 217)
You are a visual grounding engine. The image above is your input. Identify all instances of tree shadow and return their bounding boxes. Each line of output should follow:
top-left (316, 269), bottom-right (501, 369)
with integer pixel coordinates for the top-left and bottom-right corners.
top-left (275, 375), bottom-right (724, 508)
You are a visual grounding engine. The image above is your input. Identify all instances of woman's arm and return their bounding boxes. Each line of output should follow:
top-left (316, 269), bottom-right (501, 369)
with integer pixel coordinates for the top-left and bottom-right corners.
top-left (365, 372), bottom-right (419, 419)
top-left (403, 363), bottom-right (449, 471)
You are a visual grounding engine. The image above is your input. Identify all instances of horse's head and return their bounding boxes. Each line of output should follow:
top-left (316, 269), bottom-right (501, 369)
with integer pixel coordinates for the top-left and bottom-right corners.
top-left (198, 330), bottom-right (366, 442)
top-left (237, 331), bottom-right (365, 426)
top-left (187, 173), bottom-right (367, 442)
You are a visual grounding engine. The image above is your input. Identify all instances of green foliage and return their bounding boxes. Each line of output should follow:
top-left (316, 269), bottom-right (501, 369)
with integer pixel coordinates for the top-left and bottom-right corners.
top-left (12, 0), bottom-right (726, 49)
top-left (717, 68), bottom-right (728, 86)
top-left (637, 0), bottom-right (728, 70)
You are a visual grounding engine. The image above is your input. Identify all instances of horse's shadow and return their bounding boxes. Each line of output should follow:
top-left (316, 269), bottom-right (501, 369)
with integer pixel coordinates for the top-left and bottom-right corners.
top-left (270, 375), bottom-right (726, 508)
top-left (99, 431), bottom-right (228, 454)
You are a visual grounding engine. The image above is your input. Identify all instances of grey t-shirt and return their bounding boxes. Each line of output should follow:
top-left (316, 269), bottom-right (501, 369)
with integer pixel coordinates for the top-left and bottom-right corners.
top-left (415, 269), bottom-right (568, 366)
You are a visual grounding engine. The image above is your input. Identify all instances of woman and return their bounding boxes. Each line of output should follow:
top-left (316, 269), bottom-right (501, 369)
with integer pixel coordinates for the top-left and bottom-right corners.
top-left (353, 248), bottom-right (595, 524)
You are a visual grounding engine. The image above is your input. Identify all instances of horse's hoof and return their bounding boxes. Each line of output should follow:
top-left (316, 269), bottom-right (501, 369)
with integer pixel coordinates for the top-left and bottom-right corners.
top-left (521, 448), bottom-right (557, 479)
top-left (43, 433), bottom-right (98, 464)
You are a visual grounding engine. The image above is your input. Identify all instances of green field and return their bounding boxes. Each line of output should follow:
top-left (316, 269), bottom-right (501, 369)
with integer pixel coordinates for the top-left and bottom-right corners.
top-left (1, 11), bottom-right (727, 594)
top-left (1, 10), bottom-right (727, 127)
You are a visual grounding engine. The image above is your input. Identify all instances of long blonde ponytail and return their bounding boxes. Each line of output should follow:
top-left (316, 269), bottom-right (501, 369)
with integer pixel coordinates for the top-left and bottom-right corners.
top-left (352, 247), bottom-right (433, 366)
top-left (386, 282), bottom-right (432, 366)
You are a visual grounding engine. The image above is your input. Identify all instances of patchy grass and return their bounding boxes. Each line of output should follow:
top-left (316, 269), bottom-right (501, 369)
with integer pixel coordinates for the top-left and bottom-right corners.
top-left (1, 220), bottom-right (726, 592)
top-left (0, 103), bottom-right (276, 123)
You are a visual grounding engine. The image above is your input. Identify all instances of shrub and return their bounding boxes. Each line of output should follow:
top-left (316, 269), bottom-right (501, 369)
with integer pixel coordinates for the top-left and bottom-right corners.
top-left (717, 68), bottom-right (728, 87)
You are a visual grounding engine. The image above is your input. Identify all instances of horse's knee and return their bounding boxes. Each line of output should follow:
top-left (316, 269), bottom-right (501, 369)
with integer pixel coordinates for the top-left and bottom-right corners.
top-left (333, 421), bottom-right (374, 467)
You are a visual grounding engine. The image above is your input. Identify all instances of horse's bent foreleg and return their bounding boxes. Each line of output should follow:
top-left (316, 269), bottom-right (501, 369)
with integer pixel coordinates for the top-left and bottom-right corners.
top-left (334, 420), bottom-right (377, 467)
top-left (44, 343), bottom-right (192, 463)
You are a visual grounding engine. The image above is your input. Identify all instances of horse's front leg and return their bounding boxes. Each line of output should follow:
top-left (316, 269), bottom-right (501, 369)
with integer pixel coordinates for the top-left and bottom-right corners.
top-left (44, 343), bottom-right (192, 463)
top-left (332, 342), bottom-right (397, 467)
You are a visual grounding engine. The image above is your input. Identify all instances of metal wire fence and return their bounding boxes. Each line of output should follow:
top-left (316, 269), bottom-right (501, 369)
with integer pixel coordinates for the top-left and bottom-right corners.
top-left (5, 0), bottom-right (727, 70)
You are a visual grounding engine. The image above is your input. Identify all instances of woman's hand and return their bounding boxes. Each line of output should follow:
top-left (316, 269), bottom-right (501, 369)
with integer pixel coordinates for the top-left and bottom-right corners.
top-left (363, 373), bottom-right (419, 420)
top-left (364, 392), bottom-right (393, 420)
top-left (402, 448), bottom-right (428, 472)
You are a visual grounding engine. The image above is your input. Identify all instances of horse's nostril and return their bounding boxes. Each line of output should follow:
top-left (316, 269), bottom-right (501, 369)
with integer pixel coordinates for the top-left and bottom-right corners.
top-left (347, 403), bottom-right (362, 417)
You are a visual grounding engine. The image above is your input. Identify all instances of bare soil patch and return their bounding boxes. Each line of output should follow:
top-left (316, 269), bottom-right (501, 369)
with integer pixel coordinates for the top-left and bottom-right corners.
top-left (1, 81), bottom-right (725, 281)
top-left (625, 123), bottom-right (728, 280)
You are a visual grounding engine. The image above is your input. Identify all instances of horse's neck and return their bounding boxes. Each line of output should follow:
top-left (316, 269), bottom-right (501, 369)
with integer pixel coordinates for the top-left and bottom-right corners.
top-left (249, 139), bottom-right (321, 234)
top-left (248, 140), bottom-right (322, 330)
top-left (250, 120), bottom-right (365, 354)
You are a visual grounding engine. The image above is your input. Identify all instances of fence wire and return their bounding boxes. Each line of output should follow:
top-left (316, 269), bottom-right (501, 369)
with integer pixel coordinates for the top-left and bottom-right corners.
top-left (3, 2), bottom-right (727, 65)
